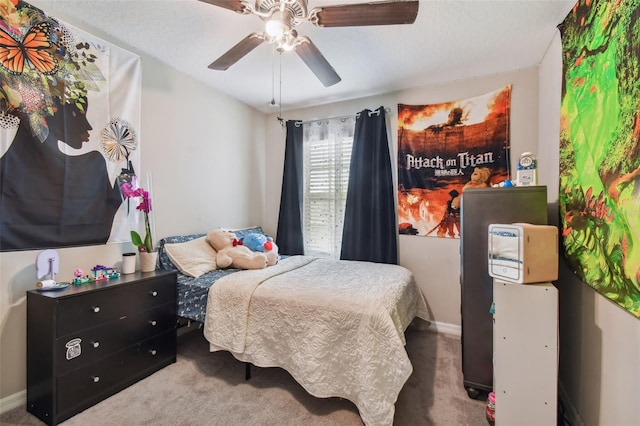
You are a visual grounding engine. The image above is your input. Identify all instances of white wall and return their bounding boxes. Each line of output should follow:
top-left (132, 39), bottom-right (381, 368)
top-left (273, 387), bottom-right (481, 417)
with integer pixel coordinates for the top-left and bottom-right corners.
top-left (264, 68), bottom-right (541, 330)
top-left (539, 32), bottom-right (640, 426)
top-left (0, 11), bottom-right (265, 405)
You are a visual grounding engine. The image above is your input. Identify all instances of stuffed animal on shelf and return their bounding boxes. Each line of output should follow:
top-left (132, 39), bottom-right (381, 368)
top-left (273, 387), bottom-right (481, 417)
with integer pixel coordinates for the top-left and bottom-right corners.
top-left (451, 166), bottom-right (492, 209)
top-left (240, 232), bottom-right (280, 266)
top-left (206, 229), bottom-right (268, 270)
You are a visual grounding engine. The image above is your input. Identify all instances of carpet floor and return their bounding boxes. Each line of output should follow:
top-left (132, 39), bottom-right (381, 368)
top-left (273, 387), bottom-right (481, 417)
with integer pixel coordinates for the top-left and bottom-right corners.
top-left (1, 326), bottom-right (487, 425)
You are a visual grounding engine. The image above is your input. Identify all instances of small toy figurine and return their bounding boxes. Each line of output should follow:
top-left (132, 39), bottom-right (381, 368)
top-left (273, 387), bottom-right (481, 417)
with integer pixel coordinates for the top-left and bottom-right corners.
top-left (72, 268), bottom-right (94, 285)
top-left (107, 268), bottom-right (121, 279)
top-left (93, 265), bottom-right (109, 281)
top-left (92, 264), bottom-right (120, 281)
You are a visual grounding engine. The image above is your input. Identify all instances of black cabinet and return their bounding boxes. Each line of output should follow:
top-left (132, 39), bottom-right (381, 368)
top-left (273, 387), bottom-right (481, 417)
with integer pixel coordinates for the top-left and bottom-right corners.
top-left (27, 270), bottom-right (178, 425)
top-left (460, 186), bottom-right (548, 399)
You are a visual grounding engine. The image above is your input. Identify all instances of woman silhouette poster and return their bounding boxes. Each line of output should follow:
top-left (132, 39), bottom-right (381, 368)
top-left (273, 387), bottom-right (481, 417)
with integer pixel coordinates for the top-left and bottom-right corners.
top-left (0, 2), bottom-right (141, 251)
top-left (397, 86), bottom-right (511, 238)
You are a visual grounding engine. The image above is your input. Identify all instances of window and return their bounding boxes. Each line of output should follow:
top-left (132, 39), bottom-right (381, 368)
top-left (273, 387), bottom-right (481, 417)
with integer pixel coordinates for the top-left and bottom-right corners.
top-left (302, 117), bottom-right (355, 258)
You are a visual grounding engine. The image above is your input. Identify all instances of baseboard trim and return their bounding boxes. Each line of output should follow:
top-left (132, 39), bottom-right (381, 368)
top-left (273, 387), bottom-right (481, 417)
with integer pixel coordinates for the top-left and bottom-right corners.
top-left (429, 321), bottom-right (461, 337)
top-left (0, 390), bottom-right (25, 415)
top-left (558, 381), bottom-right (583, 426)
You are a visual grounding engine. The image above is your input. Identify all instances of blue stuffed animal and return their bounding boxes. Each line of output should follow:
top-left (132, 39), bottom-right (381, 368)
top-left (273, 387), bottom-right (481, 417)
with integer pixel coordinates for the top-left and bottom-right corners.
top-left (241, 233), bottom-right (280, 266)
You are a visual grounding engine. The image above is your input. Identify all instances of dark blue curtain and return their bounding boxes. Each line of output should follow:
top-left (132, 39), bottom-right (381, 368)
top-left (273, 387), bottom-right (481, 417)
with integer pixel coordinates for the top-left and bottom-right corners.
top-left (340, 107), bottom-right (398, 264)
top-left (275, 120), bottom-right (304, 255)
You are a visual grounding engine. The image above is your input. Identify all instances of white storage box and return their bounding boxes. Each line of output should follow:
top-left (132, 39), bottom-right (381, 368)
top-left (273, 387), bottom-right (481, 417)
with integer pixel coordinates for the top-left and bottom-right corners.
top-left (488, 223), bottom-right (558, 284)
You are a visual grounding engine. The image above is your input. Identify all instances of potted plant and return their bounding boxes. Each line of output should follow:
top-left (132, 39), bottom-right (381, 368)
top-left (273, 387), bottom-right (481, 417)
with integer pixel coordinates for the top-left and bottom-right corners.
top-left (120, 177), bottom-right (156, 272)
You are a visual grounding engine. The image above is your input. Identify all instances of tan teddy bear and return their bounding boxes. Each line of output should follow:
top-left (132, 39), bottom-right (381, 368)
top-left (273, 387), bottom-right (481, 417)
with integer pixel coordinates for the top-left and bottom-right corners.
top-left (451, 167), bottom-right (492, 209)
top-left (206, 229), bottom-right (268, 270)
top-left (464, 167), bottom-right (492, 190)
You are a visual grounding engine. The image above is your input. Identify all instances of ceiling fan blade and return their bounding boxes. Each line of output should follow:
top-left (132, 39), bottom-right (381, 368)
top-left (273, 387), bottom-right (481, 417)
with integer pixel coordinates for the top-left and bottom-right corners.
top-left (208, 33), bottom-right (265, 70)
top-left (295, 36), bottom-right (341, 87)
top-left (310, 0), bottom-right (419, 27)
top-left (199, 0), bottom-right (249, 14)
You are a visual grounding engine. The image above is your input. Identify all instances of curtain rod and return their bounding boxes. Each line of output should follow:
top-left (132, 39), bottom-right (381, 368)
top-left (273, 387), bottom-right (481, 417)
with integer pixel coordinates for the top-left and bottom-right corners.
top-left (298, 112), bottom-right (357, 125)
top-left (278, 107), bottom-right (391, 126)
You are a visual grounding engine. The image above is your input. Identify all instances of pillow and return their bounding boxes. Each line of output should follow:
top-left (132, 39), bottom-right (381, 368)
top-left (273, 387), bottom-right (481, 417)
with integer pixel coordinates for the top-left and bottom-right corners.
top-left (164, 237), bottom-right (218, 278)
top-left (212, 226), bottom-right (265, 241)
top-left (157, 233), bottom-right (206, 270)
top-left (232, 226), bottom-right (265, 240)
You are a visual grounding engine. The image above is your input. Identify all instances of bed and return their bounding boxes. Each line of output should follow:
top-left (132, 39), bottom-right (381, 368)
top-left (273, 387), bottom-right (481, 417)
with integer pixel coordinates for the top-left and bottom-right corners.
top-left (158, 228), bottom-right (430, 426)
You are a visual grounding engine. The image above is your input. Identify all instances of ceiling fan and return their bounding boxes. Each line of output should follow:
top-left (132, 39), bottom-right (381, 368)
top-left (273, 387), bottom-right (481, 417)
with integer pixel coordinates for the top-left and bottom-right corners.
top-left (199, 0), bottom-right (419, 87)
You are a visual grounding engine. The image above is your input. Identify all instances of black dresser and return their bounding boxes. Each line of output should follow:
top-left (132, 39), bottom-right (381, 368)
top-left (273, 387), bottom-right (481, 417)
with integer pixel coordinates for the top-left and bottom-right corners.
top-left (27, 270), bottom-right (178, 425)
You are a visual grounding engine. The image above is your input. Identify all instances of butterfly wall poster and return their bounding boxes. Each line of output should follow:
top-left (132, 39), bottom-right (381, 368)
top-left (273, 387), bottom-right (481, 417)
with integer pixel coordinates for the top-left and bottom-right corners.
top-left (0, 21), bottom-right (58, 75)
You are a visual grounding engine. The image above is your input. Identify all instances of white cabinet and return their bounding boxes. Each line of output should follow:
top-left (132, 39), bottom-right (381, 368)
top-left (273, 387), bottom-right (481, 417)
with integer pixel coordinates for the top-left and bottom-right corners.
top-left (493, 280), bottom-right (558, 425)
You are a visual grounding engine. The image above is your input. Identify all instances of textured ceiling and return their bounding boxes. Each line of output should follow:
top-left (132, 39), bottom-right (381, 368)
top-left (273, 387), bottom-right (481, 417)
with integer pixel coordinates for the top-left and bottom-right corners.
top-left (28, 0), bottom-right (576, 113)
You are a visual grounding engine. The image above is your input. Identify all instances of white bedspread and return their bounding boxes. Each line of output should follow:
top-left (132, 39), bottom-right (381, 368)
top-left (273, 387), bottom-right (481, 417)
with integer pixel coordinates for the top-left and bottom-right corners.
top-left (203, 256), bottom-right (430, 426)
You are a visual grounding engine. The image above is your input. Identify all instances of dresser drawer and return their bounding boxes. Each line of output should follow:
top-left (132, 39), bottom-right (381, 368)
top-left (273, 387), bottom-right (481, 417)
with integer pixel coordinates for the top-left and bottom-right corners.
top-left (57, 330), bottom-right (176, 415)
top-left (55, 302), bottom-right (176, 375)
top-left (56, 275), bottom-right (176, 336)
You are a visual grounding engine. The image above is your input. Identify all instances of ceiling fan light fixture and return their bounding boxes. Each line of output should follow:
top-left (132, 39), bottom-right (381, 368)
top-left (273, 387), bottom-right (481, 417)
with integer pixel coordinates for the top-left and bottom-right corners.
top-left (265, 16), bottom-right (289, 38)
top-left (278, 41), bottom-right (295, 52)
top-left (277, 31), bottom-right (297, 52)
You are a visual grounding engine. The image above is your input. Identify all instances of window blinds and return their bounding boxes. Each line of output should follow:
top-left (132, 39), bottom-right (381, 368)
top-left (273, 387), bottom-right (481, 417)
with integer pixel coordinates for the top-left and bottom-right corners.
top-left (302, 117), bottom-right (355, 258)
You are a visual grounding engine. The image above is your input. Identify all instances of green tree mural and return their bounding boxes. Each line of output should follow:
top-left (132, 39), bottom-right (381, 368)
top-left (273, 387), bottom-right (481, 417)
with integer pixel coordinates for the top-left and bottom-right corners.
top-left (559, 0), bottom-right (640, 317)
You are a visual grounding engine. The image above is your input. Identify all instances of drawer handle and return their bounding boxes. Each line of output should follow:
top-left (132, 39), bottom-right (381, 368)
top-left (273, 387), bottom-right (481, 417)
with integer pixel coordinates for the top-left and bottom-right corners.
top-left (92, 306), bottom-right (100, 313)
top-left (92, 341), bottom-right (100, 348)
top-left (92, 376), bottom-right (100, 383)
top-left (150, 291), bottom-right (158, 297)
top-left (149, 320), bottom-right (157, 326)
top-left (149, 349), bottom-right (157, 356)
